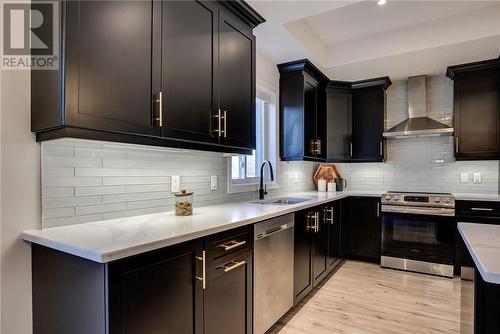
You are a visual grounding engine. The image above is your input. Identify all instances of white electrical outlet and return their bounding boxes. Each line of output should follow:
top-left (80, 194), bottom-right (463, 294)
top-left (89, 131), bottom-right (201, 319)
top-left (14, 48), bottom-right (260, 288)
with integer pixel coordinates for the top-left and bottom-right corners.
top-left (473, 173), bottom-right (482, 184)
top-left (171, 175), bottom-right (180, 192)
top-left (210, 175), bottom-right (217, 190)
top-left (460, 173), bottom-right (468, 183)
top-left (294, 173), bottom-right (299, 184)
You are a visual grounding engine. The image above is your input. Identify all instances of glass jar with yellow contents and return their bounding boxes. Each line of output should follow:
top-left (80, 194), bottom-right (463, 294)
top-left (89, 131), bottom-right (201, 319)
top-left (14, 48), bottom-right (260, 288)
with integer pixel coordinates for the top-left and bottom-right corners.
top-left (174, 190), bottom-right (193, 216)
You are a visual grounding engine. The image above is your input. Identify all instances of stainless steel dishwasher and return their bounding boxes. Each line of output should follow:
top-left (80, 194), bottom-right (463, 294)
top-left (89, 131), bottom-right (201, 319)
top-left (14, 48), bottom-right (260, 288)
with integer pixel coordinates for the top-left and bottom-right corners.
top-left (254, 214), bottom-right (294, 334)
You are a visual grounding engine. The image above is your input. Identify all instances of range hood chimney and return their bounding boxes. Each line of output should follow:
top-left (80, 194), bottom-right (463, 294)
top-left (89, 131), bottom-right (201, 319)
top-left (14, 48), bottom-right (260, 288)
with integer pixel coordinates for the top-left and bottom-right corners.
top-left (383, 75), bottom-right (454, 138)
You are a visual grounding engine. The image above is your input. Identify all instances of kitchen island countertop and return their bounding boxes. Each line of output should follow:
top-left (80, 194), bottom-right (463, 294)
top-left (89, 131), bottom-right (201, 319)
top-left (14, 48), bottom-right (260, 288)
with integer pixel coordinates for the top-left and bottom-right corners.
top-left (458, 222), bottom-right (500, 284)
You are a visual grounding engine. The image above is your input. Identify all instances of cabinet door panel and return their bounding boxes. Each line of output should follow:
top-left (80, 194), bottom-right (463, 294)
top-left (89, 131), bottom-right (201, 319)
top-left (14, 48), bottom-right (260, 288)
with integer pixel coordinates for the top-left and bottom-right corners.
top-left (293, 210), bottom-right (313, 304)
top-left (304, 77), bottom-right (319, 158)
top-left (313, 210), bottom-right (328, 284)
top-left (347, 197), bottom-right (381, 262)
top-left (326, 92), bottom-right (351, 161)
top-left (108, 241), bottom-right (203, 334)
top-left (325, 203), bottom-right (340, 268)
top-left (204, 253), bottom-right (253, 334)
top-left (161, 1), bottom-right (217, 143)
top-left (455, 71), bottom-right (500, 159)
top-left (65, 1), bottom-right (157, 135)
top-left (218, 9), bottom-right (255, 149)
top-left (352, 87), bottom-right (384, 162)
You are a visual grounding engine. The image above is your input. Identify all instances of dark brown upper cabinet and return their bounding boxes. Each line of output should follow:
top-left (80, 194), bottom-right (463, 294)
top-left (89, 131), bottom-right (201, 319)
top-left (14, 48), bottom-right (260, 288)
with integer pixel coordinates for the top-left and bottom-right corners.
top-left (278, 58), bottom-right (391, 163)
top-left (160, 1), bottom-right (218, 145)
top-left (278, 59), bottom-right (329, 161)
top-left (325, 82), bottom-right (352, 161)
top-left (351, 79), bottom-right (390, 162)
top-left (217, 8), bottom-right (256, 150)
top-left (325, 78), bottom-right (390, 162)
top-left (446, 57), bottom-right (500, 160)
top-left (31, 0), bottom-right (264, 155)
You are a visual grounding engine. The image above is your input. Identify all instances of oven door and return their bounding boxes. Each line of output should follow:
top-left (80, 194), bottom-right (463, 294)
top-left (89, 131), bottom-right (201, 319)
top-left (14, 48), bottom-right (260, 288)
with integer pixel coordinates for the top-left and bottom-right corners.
top-left (381, 208), bottom-right (455, 265)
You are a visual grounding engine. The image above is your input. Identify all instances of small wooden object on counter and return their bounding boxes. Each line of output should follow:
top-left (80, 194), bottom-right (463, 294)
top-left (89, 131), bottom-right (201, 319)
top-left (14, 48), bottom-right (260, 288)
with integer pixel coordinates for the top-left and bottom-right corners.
top-left (313, 164), bottom-right (341, 186)
top-left (174, 190), bottom-right (193, 216)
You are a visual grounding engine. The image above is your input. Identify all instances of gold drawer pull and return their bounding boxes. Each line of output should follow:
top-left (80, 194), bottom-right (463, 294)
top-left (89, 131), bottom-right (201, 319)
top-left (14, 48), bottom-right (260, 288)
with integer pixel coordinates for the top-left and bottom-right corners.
top-left (219, 260), bottom-right (246, 273)
top-left (471, 207), bottom-right (493, 211)
top-left (217, 240), bottom-right (246, 251)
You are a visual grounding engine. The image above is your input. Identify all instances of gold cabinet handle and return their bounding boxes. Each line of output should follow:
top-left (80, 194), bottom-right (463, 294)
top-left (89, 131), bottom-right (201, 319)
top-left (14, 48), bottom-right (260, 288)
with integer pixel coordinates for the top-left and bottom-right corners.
top-left (350, 142), bottom-right (353, 157)
top-left (195, 250), bottom-right (206, 290)
top-left (217, 240), bottom-right (246, 251)
top-left (219, 260), bottom-right (246, 273)
top-left (324, 207), bottom-right (334, 224)
top-left (455, 137), bottom-right (459, 153)
top-left (380, 141), bottom-right (383, 156)
top-left (222, 110), bottom-right (227, 138)
top-left (214, 109), bottom-right (221, 137)
top-left (471, 207), bottom-right (493, 211)
top-left (159, 91), bottom-right (163, 127)
top-left (153, 91), bottom-right (163, 127)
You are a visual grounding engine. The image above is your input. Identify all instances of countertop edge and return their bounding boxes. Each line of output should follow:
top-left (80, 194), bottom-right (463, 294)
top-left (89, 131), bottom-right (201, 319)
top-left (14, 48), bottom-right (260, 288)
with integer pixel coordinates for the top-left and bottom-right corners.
top-left (457, 222), bottom-right (500, 284)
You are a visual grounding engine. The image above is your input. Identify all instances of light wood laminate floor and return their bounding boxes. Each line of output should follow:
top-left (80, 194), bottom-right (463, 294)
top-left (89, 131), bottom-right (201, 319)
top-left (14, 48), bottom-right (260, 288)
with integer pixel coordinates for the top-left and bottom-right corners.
top-left (276, 260), bottom-right (461, 334)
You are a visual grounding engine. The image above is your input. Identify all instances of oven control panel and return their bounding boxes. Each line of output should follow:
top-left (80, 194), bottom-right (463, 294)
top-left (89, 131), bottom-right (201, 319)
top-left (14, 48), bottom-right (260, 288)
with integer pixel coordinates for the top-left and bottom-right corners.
top-left (381, 192), bottom-right (455, 208)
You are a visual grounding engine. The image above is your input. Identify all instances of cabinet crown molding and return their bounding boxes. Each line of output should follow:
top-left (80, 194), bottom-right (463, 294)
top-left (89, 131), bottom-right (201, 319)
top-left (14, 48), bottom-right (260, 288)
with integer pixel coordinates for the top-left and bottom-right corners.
top-left (446, 56), bottom-right (500, 80)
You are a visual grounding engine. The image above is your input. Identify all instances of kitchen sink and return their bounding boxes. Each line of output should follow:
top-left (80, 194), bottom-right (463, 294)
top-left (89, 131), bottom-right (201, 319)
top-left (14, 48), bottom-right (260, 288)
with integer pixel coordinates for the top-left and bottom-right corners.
top-left (251, 197), bottom-right (312, 205)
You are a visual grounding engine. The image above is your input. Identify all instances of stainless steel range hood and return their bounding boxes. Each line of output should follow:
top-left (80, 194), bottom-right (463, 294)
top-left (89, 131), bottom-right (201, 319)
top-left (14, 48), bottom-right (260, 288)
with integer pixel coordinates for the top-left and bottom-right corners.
top-left (383, 75), bottom-right (454, 138)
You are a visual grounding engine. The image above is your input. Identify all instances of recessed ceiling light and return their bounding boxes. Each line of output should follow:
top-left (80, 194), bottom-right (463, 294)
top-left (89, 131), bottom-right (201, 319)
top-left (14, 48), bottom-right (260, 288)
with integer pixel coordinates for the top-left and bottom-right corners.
top-left (378, 0), bottom-right (386, 5)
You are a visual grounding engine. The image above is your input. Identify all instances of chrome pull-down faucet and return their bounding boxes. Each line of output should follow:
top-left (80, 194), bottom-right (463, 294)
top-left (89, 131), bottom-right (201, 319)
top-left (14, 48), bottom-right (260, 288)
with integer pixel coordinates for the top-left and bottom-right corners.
top-left (259, 161), bottom-right (274, 200)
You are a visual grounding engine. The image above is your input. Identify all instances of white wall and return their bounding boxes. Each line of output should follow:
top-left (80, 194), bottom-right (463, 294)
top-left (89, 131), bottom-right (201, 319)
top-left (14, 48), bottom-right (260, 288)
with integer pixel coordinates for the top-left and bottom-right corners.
top-left (1, 70), bottom-right (40, 334)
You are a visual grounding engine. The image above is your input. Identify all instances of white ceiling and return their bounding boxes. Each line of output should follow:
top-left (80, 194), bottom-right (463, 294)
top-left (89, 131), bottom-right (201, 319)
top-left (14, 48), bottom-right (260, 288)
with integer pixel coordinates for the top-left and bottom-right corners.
top-left (249, 0), bottom-right (500, 80)
top-left (305, 1), bottom-right (494, 45)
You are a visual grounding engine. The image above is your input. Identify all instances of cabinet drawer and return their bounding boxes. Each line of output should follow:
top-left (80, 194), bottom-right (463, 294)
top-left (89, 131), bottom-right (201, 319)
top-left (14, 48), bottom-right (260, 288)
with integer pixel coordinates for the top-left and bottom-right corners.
top-left (205, 226), bottom-right (253, 269)
top-left (457, 201), bottom-right (500, 218)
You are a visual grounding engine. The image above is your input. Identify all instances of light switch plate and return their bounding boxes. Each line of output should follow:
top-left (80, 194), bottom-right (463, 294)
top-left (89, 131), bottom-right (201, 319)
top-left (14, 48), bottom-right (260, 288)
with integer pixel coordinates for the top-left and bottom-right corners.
top-left (171, 175), bottom-right (180, 192)
top-left (210, 175), bottom-right (217, 190)
top-left (460, 173), bottom-right (468, 183)
top-left (473, 173), bottom-right (482, 184)
top-left (294, 173), bottom-right (299, 184)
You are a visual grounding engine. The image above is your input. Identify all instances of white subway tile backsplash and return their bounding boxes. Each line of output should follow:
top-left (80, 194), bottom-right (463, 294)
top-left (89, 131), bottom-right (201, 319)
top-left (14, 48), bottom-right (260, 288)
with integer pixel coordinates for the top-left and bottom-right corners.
top-left (75, 185), bottom-right (127, 196)
top-left (75, 168), bottom-right (127, 177)
top-left (43, 177), bottom-right (102, 187)
top-left (43, 196), bottom-right (103, 209)
top-left (41, 138), bottom-right (318, 228)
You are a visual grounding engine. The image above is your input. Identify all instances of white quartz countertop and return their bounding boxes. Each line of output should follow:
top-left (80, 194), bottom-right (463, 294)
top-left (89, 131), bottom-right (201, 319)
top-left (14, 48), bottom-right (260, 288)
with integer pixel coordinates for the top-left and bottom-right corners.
top-left (22, 191), bottom-right (382, 263)
top-left (458, 222), bottom-right (500, 284)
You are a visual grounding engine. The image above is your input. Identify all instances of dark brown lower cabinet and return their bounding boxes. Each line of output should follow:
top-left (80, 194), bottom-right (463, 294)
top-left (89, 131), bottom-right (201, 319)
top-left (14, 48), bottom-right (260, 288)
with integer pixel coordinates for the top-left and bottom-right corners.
top-left (293, 209), bottom-right (314, 304)
top-left (344, 197), bottom-right (381, 263)
top-left (32, 227), bottom-right (254, 334)
top-left (293, 204), bottom-right (341, 305)
top-left (204, 252), bottom-right (253, 334)
top-left (108, 239), bottom-right (204, 334)
top-left (312, 209), bottom-right (329, 285)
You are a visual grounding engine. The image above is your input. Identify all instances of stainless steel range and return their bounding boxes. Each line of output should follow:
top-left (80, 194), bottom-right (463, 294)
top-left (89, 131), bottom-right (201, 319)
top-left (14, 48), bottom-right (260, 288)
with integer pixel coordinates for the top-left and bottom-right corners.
top-left (380, 191), bottom-right (455, 278)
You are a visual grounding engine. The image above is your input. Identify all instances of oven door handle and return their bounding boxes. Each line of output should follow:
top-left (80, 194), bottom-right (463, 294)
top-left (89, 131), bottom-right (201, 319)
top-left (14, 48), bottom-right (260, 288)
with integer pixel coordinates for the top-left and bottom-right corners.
top-left (381, 205), bottom-right (455, 217)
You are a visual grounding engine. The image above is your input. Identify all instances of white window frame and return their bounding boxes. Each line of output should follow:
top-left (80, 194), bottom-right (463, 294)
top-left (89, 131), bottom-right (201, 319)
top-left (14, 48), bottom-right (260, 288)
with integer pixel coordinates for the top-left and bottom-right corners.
top-left (227, 83), bottom-right (279, 194)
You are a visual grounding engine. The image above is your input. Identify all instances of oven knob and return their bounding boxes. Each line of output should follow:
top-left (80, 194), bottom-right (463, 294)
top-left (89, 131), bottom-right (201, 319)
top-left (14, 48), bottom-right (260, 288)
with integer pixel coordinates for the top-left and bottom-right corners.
top-left (394, 196), bottom-right (399, 201)
top-left (444, 198), bottom-right (450, 204)
top-left (434, 198), bottom-right (441, 203)
top-left (385, 195), bottom-right (391, 201)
